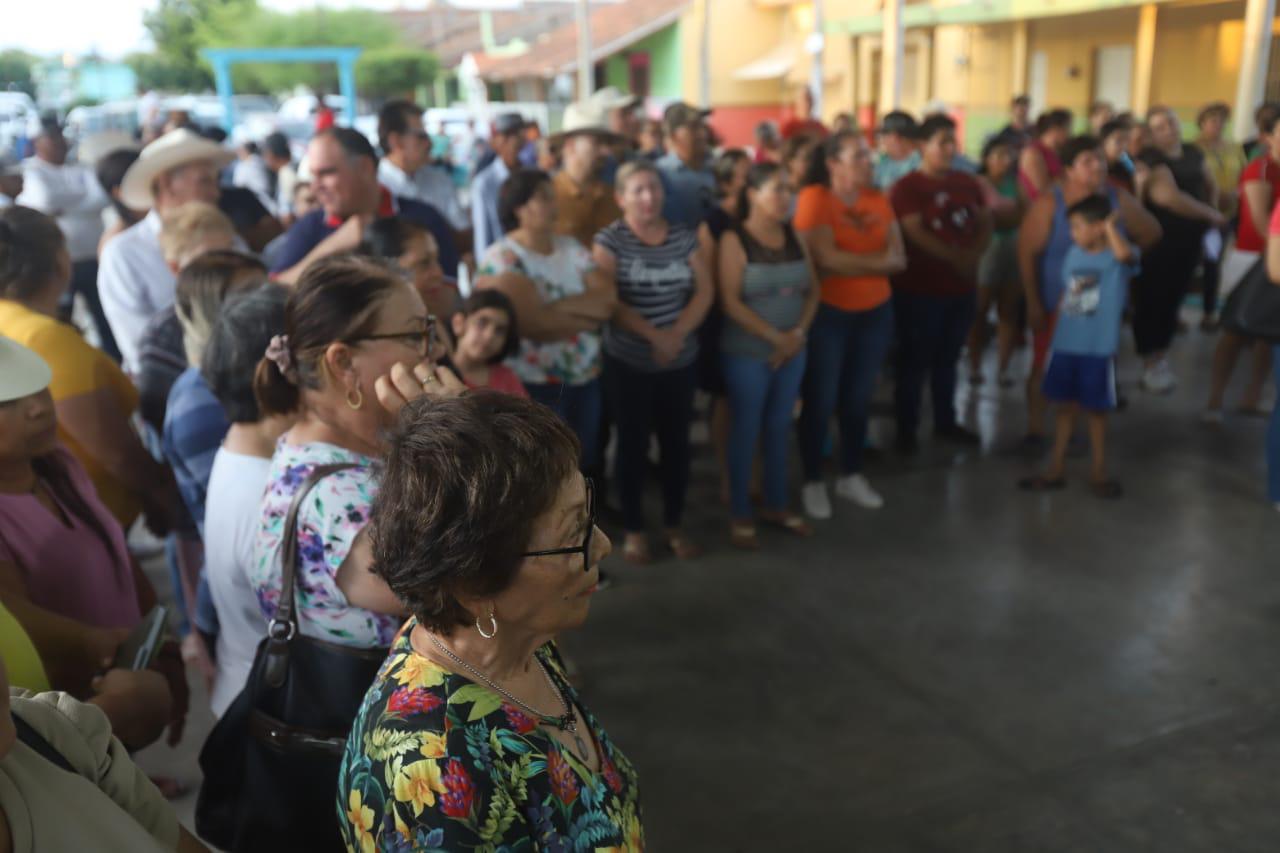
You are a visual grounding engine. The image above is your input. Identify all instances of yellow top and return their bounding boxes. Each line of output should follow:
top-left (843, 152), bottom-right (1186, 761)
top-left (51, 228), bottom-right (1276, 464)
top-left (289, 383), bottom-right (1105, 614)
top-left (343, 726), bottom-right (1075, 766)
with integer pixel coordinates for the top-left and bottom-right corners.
top-left (0, 299), bottom-right (142, 528)
top-left (1201, 140), bottom-right (1248, 218)
top-left (0, 599), bottom-right (51, 692)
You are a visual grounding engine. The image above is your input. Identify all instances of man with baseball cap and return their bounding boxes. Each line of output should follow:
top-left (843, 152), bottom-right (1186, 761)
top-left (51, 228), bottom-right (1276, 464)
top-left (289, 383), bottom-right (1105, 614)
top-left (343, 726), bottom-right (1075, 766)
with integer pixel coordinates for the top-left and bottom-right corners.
top-left (656, 102), bottom-right (715, 228)
top-left (98, 128), bottom-right (234, 372)
top-left (873, 110), bottom-right (922, 190)
top-left (471, 112), bottom-right (529, 257)
top-left (552, 101), bottom-right (623, 248)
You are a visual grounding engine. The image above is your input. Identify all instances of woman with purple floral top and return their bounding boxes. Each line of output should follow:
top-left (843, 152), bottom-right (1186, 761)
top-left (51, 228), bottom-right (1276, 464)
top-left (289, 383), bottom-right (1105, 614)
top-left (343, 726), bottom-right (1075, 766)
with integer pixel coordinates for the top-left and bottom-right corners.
top-left (249, 255), bottom-right (463, 648)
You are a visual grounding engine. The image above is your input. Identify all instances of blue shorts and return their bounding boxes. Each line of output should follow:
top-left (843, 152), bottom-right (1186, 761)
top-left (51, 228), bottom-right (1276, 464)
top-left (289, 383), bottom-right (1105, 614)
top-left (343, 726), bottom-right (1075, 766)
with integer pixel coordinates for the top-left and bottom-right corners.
top-left (1042, 352), bottom-right (1116, 412)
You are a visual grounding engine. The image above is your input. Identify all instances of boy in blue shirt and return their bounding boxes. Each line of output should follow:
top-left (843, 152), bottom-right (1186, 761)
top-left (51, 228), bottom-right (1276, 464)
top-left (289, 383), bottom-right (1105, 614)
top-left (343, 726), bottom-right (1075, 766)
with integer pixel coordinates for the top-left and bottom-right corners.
top-left (1019, 194), bottom-right (1138, 498)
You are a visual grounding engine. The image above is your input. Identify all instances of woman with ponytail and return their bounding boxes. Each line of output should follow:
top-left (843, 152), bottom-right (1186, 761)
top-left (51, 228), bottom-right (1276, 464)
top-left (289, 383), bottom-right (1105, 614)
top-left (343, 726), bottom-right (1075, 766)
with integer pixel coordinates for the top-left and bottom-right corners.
top-left (250, 254), bottom-right (463, 649)
top-left (792, 131), bottom-right (905, 519)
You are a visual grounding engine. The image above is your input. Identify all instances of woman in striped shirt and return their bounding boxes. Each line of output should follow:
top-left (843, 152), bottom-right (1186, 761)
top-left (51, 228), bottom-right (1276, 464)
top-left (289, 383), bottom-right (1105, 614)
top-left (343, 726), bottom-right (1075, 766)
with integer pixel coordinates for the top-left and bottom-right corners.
top-left (592, 160), bottom-right (713, 564)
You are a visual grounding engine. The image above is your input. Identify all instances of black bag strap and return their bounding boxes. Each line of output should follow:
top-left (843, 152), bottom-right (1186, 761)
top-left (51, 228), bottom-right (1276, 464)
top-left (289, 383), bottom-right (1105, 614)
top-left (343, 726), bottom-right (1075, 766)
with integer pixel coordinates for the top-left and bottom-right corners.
top-left (262, 461), bottom-right (359, 688)
top-left (11, 712), bottom-right (76, 775)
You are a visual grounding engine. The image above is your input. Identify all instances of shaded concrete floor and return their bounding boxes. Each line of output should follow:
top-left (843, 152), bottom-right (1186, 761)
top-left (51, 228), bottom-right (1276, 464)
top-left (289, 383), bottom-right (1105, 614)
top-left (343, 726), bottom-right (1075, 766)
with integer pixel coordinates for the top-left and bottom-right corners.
top-left (138, 325), bottom-right (1280, 851)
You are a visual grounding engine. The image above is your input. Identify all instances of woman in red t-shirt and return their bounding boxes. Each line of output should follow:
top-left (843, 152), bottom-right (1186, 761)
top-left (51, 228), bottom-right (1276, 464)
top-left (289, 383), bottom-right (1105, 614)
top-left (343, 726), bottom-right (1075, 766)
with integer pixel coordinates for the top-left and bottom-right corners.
top-left (446, 289), bottom-right (528, 397)
top-left (1265, 200), bottom-right (1280, 506)
top-left (1204, 115), bottom-right (1280, 421)
top-left (1018, 110), bottom-right (1071, 202)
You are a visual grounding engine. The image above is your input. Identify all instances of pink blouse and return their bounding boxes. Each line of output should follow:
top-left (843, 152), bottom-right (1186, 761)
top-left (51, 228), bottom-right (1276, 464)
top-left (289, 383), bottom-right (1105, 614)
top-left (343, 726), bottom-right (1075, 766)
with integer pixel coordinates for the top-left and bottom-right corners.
top-left (0, 448), bottom-right (140, 630)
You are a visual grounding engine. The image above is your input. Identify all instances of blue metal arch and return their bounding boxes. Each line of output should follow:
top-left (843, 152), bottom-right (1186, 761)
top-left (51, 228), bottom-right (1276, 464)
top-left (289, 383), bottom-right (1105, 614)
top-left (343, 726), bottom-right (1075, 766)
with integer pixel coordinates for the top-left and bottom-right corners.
top-left (200, 46), bottom-right (364, 132)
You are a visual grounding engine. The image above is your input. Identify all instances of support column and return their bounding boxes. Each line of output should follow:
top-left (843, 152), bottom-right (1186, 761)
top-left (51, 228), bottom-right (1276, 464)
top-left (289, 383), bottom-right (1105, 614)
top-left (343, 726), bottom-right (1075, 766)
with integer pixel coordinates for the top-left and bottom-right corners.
top-left (338, 59), bottom-right (358, 127)
top-left (1011, 20), bottom-right (1028, 96)
top-left (700, 0), bottom-right (711, 108)
top-left (810, 0), bottom-right (826, 118)
top-left (212, 58), bottom-right (235, 134)
top-left (1132, 3), bottom-right (1157, 117)
top-left (880, 0), bottom-right (904, 113)
top-left (1234, 0), bottom-right (1277, 142)
top-left (576, 0), bottom-right (593, 100)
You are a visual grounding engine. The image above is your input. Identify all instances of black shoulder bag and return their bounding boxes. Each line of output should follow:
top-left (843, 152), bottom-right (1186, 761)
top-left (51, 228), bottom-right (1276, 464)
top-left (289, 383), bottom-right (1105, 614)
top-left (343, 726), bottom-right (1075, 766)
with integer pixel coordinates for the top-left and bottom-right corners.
top-left (195, 463), bottom-right (391, 852)
top-left (1220, 256), bottom-right (1280, 344)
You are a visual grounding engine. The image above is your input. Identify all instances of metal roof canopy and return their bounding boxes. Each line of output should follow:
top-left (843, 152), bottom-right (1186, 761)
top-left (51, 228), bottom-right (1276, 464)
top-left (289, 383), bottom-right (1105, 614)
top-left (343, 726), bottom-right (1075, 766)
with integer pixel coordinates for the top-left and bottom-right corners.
top-left (200, 46), bottom-right (365, 132)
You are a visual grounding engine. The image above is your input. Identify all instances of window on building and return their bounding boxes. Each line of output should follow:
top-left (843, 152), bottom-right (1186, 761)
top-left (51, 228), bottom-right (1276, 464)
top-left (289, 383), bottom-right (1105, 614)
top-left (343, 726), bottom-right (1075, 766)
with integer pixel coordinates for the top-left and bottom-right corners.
top-left (629, 53), bottom-right (651, 99)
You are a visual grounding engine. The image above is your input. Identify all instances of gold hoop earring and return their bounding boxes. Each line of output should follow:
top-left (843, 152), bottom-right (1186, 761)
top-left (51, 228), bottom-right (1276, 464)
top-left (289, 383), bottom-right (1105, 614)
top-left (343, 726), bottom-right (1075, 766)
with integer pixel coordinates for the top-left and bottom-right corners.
top-left (476, 612), bottom-right (497, 639)
top-left (345, 387), bottom-right (363, 410)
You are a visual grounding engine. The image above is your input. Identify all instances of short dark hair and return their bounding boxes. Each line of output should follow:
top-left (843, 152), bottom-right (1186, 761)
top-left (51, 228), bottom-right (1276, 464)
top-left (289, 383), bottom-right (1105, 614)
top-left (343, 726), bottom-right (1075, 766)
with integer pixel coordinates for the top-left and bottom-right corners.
top-left (252, 254), bottom-right (404, 417)
top-left (1012, 94), bottom-right (1031, 108)
top-left (712, 148), bottom-right (750, 194)
top-left (360, 216), bottom-right (430, 261)
top-left (1036, 109), bottom-right (1073, 135)
top-left (1260, 110), bottom-right (1280, 137)
top-left (263, 132), bottom-right (291, 161)
top-left (203, 283), bottom-right (288, 424)
top-left (0, 206), bottom-right (66, 302)
top-left (455, 289), bottom-right (520, 364)
top-left (1059, 135), bottom-right (1102, 168)
top-left (1255, 101), bottom-right (1280, 132)
top-left (1098, 118), bottom-right (1133, 142)
top-left (316, 126), bottom-right (378, 165)
top-left (1196, 101), bottom-right (1230, 128)
top-left (918, 114), bottom-right (956, 142)
top-left (497, 169), bottom-right (549, 233)
top-left (370, 392), bottom-right (581, 634)
top-left (377, 99), bottom-right (421, 154)
top-left (1067, 193), bottom-right (1112, 222)
top-left (95, 147), bottom-right (140, 221)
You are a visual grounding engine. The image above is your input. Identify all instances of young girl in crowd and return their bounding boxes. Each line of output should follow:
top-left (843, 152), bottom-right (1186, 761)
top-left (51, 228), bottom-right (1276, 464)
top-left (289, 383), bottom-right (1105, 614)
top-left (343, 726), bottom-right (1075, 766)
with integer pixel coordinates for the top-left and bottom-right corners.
top-left (968, 133), bottom-right (1025, 387)
top-left (446, 289), bottom-right (528, 396)
top-left (718, 163), bottom-right (820, 547)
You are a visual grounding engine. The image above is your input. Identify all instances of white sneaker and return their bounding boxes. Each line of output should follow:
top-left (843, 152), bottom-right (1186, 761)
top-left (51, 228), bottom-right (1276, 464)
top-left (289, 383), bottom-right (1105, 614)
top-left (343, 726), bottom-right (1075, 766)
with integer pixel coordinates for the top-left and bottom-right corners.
top-left (1141, 360), bottom-right (1177, 394)
top-left (835, 474), bottom-right (885, 510)
top-left (1200, 407), bottom-right (1225, 425)
top-left (801, 482), bottom-right (832, 520)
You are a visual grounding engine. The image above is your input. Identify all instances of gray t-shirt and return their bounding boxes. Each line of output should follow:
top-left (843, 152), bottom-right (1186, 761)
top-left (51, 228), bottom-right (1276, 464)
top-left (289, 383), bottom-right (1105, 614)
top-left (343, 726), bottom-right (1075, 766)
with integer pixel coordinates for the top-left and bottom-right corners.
top-left (596, 220), bottom-right (699, 373)
top-left (721, 224), bottom-right (812, 360)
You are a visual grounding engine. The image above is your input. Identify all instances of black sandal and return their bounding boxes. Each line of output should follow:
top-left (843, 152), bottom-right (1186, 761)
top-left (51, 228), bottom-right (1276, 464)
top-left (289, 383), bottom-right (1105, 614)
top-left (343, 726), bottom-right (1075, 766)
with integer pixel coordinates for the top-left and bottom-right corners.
top-left (1018, 475), bottom-right (1066, 492)
top-left (1090, 479), bottom-right (1124, 499)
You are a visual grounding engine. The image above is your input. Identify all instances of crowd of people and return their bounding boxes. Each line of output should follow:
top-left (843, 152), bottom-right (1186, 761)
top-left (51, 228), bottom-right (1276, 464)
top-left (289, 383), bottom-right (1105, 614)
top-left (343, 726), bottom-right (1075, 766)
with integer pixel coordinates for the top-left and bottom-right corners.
top-left (1, 79), bottom-right (1279, 850)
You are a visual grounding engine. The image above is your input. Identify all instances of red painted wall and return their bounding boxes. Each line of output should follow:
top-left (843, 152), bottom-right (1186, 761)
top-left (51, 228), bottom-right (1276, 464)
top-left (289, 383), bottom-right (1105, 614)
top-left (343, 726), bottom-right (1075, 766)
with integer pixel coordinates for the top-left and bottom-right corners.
top-left (707, 105), bottom-right (784, 149)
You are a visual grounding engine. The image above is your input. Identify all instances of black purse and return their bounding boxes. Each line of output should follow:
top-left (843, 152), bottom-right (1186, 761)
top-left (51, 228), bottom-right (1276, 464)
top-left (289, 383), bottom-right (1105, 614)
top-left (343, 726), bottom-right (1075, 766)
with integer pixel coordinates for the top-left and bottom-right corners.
top-left (1220, 257), bottom-right (1280, 343)
top-left (195, 462), bottom-right (391, 852)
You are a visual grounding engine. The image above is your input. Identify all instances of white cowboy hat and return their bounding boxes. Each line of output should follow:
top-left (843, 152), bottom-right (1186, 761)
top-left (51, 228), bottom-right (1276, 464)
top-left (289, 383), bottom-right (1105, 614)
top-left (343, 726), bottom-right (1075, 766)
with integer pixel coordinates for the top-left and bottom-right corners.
top-left (76, 131), bottom-right (139, 168)
top-left (589, 86), bottom-right (641, 112)
top-left (0, 336), bottom-right (52, 403)
top-left (553, 101), bottom-right (623, 144)
top-left (120, 128), bottom-right (234, 210)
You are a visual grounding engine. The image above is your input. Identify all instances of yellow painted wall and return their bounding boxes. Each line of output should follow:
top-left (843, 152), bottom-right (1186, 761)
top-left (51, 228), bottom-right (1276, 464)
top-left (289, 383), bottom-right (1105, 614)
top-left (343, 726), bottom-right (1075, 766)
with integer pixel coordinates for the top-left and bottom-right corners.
top-left (680, 0), bottom-right (797, 107)
top-left (1028, 8), bottom-right (1141, 117)
top-left (1149, 2), bottom-right (1244, 111)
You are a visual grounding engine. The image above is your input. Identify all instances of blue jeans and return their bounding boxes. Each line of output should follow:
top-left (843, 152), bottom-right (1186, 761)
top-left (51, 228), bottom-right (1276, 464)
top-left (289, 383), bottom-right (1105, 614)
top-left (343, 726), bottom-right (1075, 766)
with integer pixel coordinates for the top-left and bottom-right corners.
top-left (798, 301), bottom-right (894, 481)
top-left (893, 290), bottom-right (977, 436)
top-left (1268, 347), bottom-right (1280, 502)
top-left (723, 350), bottom-right (807, 519)
top-left (526, 379), bottom-right (603, 470)
top-left (604, 357), bottom-right (697, 531)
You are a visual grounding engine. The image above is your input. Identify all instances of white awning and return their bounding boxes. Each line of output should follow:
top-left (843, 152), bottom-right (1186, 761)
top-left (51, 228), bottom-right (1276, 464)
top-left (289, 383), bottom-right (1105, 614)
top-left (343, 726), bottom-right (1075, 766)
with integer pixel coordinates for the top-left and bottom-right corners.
top-left (733, 44), bottom-right (796, 81)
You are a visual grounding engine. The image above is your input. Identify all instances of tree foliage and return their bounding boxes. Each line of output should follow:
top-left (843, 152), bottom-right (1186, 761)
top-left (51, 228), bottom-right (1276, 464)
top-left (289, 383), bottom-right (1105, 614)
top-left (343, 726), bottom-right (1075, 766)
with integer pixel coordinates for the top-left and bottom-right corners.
top-left (0, 50), bottom-right (37, 97)
top-left (139, 0), bottom-right (258, 90)
top-left (357, 48), bottom-right (439, 100)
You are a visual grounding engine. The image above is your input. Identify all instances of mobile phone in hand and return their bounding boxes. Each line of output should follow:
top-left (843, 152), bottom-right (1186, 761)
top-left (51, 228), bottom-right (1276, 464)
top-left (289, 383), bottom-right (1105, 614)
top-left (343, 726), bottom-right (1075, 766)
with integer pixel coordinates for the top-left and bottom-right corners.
top-left (113, 606), bottom-right (169, 671)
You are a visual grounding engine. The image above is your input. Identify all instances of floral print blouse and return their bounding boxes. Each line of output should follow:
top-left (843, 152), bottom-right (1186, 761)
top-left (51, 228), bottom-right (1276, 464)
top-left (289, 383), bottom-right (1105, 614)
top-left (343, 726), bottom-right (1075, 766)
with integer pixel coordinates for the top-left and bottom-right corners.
top-left (478, 235), bottom-right (603, 388)
top-left (250, 440), bottom-right (401, 649)
top-left (338, 620), bottom-right (643, 852)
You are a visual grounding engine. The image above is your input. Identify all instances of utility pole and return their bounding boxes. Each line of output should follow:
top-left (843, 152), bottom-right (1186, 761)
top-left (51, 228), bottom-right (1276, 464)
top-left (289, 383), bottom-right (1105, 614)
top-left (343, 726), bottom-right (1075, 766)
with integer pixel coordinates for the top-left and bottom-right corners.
top-left (808, 0), bottom-right (825, 118)
top-left (576, 0), bottom-right (593, 100)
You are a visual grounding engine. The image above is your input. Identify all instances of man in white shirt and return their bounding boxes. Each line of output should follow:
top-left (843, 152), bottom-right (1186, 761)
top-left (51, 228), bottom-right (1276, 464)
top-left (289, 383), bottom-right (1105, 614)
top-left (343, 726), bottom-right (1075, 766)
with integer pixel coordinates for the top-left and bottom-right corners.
top-left (376, 100), bottom-right (468, 236)
top-left (262, 132), bottom-right (298, 223)
top-left (17, 126), bottom-right (118, 359)
top-left (97, 129), bottom-right (234, 373)
top-left (231, 141), bottom-right (275, 215)
top-left (470, 112), bottom-right (528, 259)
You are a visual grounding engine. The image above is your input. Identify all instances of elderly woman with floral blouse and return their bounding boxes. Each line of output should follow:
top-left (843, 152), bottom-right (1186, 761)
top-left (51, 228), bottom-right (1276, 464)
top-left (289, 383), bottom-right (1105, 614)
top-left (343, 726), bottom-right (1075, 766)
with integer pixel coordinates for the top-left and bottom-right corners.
top-left (338, 391), bottom-right (642, 852)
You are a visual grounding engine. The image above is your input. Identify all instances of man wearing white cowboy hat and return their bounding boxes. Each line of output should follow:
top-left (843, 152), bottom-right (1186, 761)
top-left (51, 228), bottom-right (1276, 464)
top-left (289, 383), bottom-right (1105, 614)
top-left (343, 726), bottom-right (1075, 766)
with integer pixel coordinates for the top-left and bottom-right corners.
top-left (552, 101), bottom-right (623, 248)
top-left (97, 128), bottom-right (234, 373)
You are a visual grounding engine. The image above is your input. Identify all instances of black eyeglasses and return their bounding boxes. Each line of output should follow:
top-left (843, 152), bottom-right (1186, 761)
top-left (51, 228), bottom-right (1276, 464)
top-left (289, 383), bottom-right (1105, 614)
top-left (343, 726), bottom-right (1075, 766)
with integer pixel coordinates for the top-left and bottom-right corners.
top-left (522, 478), bottom-right (596, 572)
top-left (346, 315), bottom-right (436, 357)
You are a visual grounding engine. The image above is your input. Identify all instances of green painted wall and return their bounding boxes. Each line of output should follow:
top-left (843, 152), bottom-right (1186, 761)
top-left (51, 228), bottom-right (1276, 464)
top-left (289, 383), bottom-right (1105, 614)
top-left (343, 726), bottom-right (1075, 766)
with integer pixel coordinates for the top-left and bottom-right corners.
top-left (603, 21), bottom-right (682, 100)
